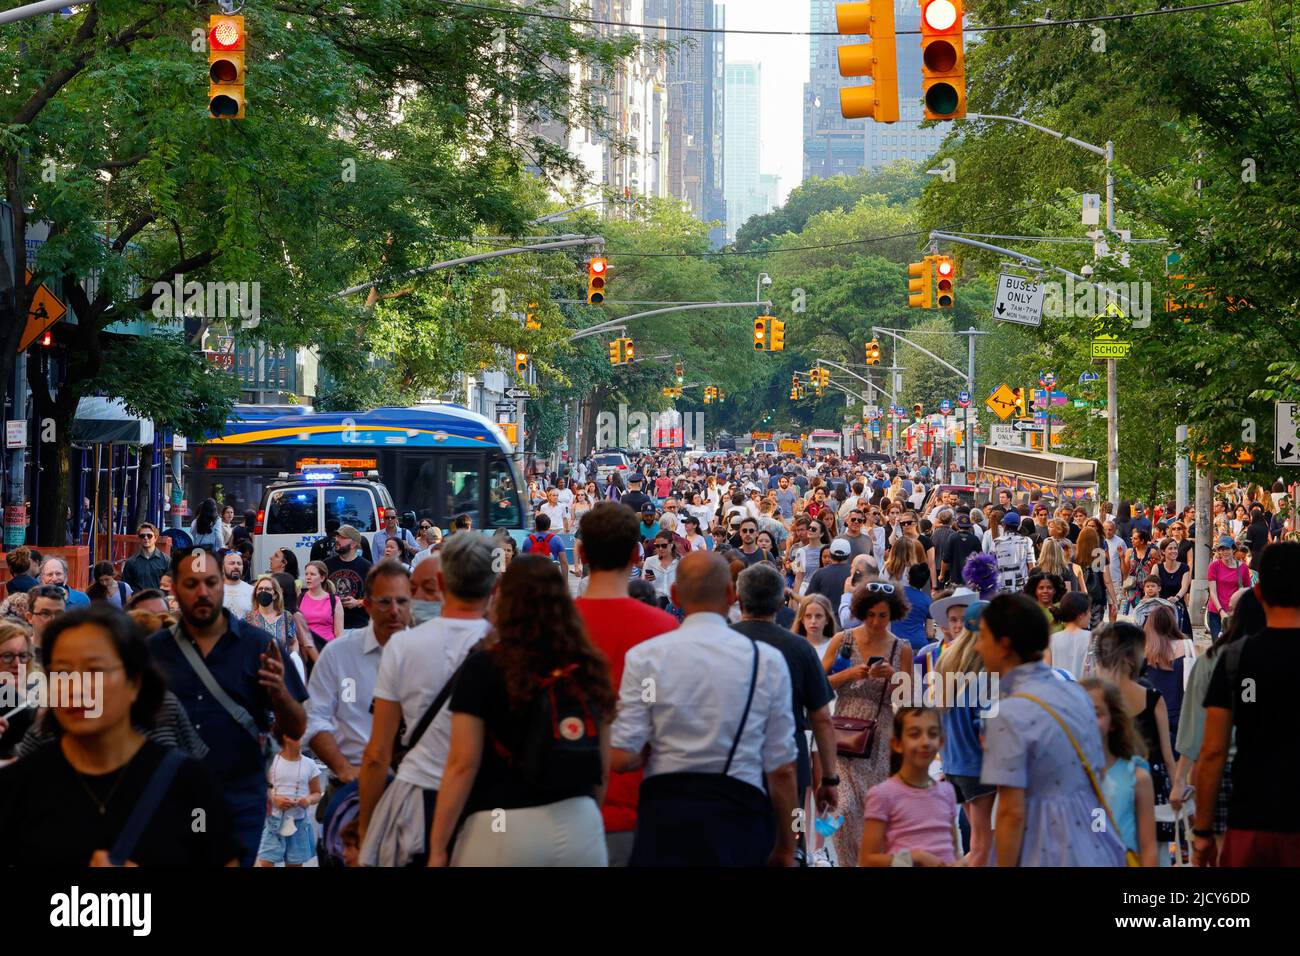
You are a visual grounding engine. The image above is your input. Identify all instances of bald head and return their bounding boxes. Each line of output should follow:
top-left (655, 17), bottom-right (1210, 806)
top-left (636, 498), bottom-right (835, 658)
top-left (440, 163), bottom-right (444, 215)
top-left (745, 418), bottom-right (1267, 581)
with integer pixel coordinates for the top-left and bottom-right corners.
top-left (411, 552), bottom-right (441, 601)
top-left (670, 551), bottom-right (734, 616)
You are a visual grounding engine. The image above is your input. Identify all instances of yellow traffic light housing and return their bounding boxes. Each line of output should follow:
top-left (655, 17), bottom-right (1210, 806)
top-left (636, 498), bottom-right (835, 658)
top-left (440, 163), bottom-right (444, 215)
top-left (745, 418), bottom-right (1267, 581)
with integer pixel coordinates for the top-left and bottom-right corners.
top-left (934, 256), bottom-right (956, 307)
top-left (622, 337), bottom-right (634, 362)
top-left (208, 15), bottom-right (246, 119)
top-left (837, 0), bottom-right (899, 123)
top-left (587, 257), bottom-right (607, 304)
top-left (770, 319), bottom-right (786, 351)
top-left (908, 259), bottom-right (933, 309)
top-left (675, 361), bottom-right (684, 383)
top-left (609, 339), bottom-right (622, 366)
top-left (515, 351), bottom-right (528, 375)
top-left (866, 339), bottom-right (882, 365)
top-left (920, 0), bottom-right (966, 120)
top-left (754, 317), bottom-right (767, 351)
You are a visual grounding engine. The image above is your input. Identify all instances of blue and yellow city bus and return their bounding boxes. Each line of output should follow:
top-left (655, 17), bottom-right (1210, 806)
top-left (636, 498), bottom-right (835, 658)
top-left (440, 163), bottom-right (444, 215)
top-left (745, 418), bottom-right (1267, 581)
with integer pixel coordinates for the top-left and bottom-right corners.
top-left (191, 405), bottom-right (525, 533)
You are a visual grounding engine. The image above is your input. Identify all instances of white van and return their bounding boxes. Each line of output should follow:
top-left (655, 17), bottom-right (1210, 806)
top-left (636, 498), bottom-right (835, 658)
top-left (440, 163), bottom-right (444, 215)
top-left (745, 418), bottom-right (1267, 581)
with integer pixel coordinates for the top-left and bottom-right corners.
top-left (253, 470), bottom-right (397, 575)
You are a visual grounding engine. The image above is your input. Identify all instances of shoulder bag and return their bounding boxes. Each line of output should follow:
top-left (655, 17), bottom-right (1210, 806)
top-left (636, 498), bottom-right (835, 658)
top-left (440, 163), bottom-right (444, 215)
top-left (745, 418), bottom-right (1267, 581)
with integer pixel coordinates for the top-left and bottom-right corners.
top-left (388, 638), bottom-right (486, 772)
top-left (107, 749), bottom-right (186, 866)
top-left (834, 638), bottom-right (896, 758)
top-left (1011, 691), bottom-right (1140, 866)
top-left (171, 624), bottom-right (260, 744)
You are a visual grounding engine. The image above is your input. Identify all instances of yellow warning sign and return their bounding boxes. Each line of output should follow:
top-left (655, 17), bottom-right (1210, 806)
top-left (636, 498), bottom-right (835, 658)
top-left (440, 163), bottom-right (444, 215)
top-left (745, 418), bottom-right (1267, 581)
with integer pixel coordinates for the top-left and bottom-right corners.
top-left (19, 270), bottom-right (68, 352)
top-left (986, 383), bottom-right (1019, 421)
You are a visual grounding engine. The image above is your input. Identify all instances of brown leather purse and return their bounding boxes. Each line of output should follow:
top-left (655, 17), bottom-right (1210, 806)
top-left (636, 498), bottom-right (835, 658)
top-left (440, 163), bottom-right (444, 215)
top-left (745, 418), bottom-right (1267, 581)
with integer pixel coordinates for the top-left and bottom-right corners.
top-left (832, 639), bottom-right (895, 758)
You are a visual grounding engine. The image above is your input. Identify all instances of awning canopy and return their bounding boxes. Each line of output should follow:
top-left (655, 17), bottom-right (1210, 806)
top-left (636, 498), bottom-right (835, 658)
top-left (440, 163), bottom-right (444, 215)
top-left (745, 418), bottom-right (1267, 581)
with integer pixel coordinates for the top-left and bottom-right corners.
top-left (72, 396), bottom-right (155, 445)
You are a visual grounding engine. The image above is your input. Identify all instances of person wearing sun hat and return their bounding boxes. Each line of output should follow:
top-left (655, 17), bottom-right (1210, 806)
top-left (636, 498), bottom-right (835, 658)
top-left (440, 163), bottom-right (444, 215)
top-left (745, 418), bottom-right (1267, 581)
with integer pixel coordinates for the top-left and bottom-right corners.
top-left (916, 587), bottom-right (979, 678)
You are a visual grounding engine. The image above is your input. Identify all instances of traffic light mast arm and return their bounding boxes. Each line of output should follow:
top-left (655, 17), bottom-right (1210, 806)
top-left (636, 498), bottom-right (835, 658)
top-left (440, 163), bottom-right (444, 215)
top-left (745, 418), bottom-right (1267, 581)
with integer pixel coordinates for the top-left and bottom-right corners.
top-left (568, 300), bottom-right (773, 341)
top-left (335, 236), bottom-right (604, 298)
top-left (815, 358), bottom-right (892, 402)
top-left (871, 325), bottom-right (975, 382)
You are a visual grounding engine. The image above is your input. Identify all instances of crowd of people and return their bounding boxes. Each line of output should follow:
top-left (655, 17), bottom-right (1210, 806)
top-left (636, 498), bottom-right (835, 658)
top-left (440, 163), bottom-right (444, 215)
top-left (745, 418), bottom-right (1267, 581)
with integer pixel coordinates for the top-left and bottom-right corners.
top-left (0, 445), bottom-right (1295, 869)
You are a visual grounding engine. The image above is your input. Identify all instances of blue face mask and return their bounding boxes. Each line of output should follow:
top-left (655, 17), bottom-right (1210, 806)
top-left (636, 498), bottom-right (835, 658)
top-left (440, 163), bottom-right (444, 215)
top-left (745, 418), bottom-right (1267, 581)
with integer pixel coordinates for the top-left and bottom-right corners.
top-left (409, 600), bottom-right (441, 625)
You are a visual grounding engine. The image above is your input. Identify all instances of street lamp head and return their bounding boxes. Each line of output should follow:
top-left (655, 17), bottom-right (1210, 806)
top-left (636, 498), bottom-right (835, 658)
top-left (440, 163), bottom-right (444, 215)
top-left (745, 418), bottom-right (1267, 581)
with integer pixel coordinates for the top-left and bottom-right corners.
top-left (759, 273), bottom-right (772, 286)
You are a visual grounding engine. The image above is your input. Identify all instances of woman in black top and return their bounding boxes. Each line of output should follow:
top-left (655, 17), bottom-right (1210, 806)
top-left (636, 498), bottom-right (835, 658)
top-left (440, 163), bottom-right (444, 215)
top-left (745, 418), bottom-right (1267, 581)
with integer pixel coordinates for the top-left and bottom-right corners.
top-left (0, 606), bottom-right (240, 867)
top-left (428, 555), bottom-right (615, 867)
top-left (1155, 539), bottom-right (1193, 637)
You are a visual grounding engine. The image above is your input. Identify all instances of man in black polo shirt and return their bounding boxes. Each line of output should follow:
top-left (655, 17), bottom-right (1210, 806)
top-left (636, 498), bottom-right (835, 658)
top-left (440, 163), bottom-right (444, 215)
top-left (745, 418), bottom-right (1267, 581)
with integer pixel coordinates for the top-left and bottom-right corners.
top-left (620, 474), bottom-right (651, 515)
top-left (1195, 542), bottom-right (1300, 866)
top-left (732, 563), bottom-right (838, 848)
top-left (150, 549), bottom-right (308, 866)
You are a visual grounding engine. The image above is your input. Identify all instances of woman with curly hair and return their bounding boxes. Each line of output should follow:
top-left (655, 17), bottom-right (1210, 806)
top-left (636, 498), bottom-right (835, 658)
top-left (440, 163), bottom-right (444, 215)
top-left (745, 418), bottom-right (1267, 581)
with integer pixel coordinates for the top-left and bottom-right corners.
top-left (821, 583), bottom-right (913, 866)
top-left (428, 554), bottom-right (615, 866)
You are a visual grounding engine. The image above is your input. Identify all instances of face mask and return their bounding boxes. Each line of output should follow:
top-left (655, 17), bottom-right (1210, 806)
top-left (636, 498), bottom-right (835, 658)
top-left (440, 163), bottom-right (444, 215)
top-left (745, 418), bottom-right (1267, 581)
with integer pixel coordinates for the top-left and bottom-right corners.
top-left (256, 591), bottom-right (274, 608)
top-left (410, 599), bottom-right (442, 625)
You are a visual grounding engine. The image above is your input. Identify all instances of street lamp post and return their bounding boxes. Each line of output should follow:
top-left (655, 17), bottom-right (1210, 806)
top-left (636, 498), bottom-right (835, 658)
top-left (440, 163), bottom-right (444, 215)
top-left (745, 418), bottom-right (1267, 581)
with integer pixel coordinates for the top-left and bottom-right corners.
top-left (964, 112), bottom-right (1119, 506)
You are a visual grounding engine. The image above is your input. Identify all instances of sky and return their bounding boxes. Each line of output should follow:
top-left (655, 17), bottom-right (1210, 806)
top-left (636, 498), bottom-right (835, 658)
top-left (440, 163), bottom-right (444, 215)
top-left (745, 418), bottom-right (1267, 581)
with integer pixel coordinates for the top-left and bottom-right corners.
top-left (720, 0), bottom-right (810, 205)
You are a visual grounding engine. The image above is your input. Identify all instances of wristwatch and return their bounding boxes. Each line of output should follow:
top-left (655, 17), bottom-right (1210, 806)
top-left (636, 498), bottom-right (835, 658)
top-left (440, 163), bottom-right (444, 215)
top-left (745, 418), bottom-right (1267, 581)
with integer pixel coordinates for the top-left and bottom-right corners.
top-left (1192, 827), bottom-right (1215, 839)
top-left (820, 776), bottom-right (840, 787)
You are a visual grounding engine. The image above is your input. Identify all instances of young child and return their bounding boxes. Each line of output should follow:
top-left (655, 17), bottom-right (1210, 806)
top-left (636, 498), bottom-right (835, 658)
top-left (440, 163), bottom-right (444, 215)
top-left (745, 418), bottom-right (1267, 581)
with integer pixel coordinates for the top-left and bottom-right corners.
top-left (859, 708), bottom-right (962, 867)
top-left (256, 729), bottom-right (323, 867)
top-left (1081, 677), bottom-right (1157, 867)
top-left (340, 820), bottom-right (361, 868)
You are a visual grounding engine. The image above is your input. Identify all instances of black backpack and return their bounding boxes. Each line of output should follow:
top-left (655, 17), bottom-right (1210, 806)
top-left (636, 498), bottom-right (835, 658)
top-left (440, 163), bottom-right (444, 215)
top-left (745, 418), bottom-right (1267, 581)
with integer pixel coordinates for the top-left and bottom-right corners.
top-left (497, 664), bottom-right (603, 791)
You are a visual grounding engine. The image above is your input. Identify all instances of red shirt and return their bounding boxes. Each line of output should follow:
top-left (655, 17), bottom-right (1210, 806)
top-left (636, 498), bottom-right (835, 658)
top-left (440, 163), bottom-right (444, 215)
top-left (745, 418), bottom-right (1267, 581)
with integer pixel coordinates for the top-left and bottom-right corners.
top-left (575, 596), bottom-right (679, 832)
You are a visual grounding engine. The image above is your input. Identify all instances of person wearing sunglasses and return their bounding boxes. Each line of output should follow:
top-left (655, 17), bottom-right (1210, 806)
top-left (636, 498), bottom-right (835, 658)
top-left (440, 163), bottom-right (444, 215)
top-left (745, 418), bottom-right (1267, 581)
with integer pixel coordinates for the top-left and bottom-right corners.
top-left (642, 532), bottom-right (680, 604)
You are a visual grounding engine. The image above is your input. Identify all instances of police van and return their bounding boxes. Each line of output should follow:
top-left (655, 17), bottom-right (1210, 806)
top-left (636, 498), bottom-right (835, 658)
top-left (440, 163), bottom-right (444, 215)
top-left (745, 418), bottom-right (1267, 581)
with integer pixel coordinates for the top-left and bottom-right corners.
top-left (253, 469), bottom-right (397, 576)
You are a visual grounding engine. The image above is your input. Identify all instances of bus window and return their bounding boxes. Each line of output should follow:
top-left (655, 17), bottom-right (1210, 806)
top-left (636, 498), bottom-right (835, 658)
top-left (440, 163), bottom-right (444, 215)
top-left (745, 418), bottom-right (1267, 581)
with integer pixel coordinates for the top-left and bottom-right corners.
top-left (325, 488), bottom-right (378, 532)
top-left (443, 456), bottom-right (481, 528)
top-left (486, 457), bottom-right (521, 528)
top-left (266, 489), bottom-right (319, 535)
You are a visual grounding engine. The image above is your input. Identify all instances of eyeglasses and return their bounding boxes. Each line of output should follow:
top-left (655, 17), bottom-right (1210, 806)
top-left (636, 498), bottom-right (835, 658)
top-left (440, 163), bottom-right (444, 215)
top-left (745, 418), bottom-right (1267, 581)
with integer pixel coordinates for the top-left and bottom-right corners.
top-left (370, 597), bottom-right (411, 610)
top-left (0, 651), bottom-right (32, 665)
top-left (654, 543), bottom-right (671, 550)
top-left (138, 533), bottom-right (155, 541)
top-left (847, 517), bottom-right (862, 524)
top-left (865, 582), bottom-right (895, 594)
top-left (419, 524), bottom-right (432, 530)
top-left (900, 520), bottom-right (915, 527)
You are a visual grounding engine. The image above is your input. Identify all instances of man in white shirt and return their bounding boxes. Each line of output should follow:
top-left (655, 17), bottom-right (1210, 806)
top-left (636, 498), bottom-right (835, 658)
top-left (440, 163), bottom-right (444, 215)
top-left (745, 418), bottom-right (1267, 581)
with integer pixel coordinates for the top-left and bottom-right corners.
top-left (305, 560), bottom-right (413, 819)
top-left (357, 535), bottom-right (498, 867)
top-left (538, 487), bottom-right (570, 533)
top-left (611, 551), bottom-right (799, 866)
top-left (221, 550), bottom-right (254, 617)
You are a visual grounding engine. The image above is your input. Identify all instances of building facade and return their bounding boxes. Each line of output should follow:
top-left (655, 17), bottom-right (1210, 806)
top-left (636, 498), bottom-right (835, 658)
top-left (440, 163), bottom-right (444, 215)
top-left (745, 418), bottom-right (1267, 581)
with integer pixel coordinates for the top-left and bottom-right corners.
top-left (724, 62), bottom-right (766, 241)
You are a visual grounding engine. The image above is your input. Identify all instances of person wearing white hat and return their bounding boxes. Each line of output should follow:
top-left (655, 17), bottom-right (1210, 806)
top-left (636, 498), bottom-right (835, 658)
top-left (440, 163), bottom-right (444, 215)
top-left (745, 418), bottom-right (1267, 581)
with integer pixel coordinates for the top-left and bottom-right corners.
top-left (920, 587), bottom-right (980, 676)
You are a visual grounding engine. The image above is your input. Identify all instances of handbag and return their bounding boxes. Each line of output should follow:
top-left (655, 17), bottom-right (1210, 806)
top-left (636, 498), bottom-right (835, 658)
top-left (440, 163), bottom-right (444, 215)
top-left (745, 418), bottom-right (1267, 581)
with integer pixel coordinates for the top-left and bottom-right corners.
top-left (833, 637), bottom-right (894, 758)
top-left (1011, 692), bottom-right (1140, 867)
top-left (108, 750), bottom-right (186, 866)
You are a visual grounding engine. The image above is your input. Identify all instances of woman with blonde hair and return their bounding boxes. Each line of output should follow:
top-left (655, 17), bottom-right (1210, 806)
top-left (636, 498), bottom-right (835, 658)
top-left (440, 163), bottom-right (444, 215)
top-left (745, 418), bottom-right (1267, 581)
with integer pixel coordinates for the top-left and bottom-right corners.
top-left (0, 619), bottom-right (36, 759)
top-left (244, 574), bottom-right (313, 682)
top-left (1038, 538), bottom-right (1081, 593)
top-left (793, 593), bottom-right (837, 657)
top-left (882, 537), bottom-right (925, 588)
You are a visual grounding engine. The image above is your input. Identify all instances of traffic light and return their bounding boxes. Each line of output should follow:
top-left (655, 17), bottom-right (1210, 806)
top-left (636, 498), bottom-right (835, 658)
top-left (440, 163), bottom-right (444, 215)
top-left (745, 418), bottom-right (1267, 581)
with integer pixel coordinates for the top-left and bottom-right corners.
top-left (908, 259), bottom-right (933, 309)
top-left (675, 361), bottom-right (684, 384)
top-left (208, 15), bottom-right (246, 119)
top-left (622, 337), bottom-right (634, 362)
top-left (934, 256), bottom-right (956, 307)
top-left (866, 338), bottom-right (882, 365)
top-left (920, 0), bottom-right (966, 121)
top-left (609, 339), bottom-right (622, 366)
top-left (754, 317), bottom-right (767, 351)
top-left (913, 402), bottom-right (924, 421)
top-left (40, 330), bottom-right (53, 347)
top-left (514, 351), bottom-right (528, 375)
top-left (836, 0), bottom-right (899, 123)
top-left (769, 318), bottom-right (786, 351)
top-left (1012, 387), bottom-right (1027, 418)
top-left (586, 257), bottom-right (607, 304)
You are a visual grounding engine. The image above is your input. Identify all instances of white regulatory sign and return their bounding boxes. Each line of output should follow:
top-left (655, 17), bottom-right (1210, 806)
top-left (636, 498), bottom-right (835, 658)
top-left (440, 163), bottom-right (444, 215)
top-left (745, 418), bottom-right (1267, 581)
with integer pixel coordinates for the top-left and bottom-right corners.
top-left (993, 273), bottom-right (1044, 327)
top-left (989, 423), bottom-right (1023, 447)
top-left (1277, 402), bottom-right (1300, 466)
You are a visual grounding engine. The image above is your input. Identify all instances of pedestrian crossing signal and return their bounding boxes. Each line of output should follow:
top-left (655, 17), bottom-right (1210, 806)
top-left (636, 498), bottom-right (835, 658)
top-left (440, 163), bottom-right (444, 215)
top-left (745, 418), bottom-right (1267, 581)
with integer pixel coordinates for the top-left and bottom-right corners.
top-left (754, 318), bottom-right (767, 351)
top-left (208, 15), bottom-right (246, 119)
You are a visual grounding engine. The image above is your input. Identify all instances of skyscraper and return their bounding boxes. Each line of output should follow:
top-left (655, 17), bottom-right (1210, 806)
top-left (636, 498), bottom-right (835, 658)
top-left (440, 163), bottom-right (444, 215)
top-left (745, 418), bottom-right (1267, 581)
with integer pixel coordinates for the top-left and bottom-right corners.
top-left (645, 1), bottom-right (726, 243)
top-left (724, 62), bottom-right (764, 241)
top-left (803, 0), bottom-right (948, 179)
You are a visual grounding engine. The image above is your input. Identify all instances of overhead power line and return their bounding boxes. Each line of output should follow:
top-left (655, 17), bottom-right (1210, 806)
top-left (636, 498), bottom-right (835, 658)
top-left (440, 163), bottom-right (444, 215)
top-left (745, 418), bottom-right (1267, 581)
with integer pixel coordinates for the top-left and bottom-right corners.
top-left (433, 0), bottom-right (1258, 37)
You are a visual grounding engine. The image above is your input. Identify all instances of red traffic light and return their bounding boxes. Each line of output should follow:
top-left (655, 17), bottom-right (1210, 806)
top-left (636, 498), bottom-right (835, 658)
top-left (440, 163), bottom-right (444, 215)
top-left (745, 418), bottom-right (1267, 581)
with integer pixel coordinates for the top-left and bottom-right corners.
top-left (209, 16), bottom-right (244, 50)
top-left (40, 330), bottom-right (53, 347)
top-left (590, 257), bottom-right (607, 274)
